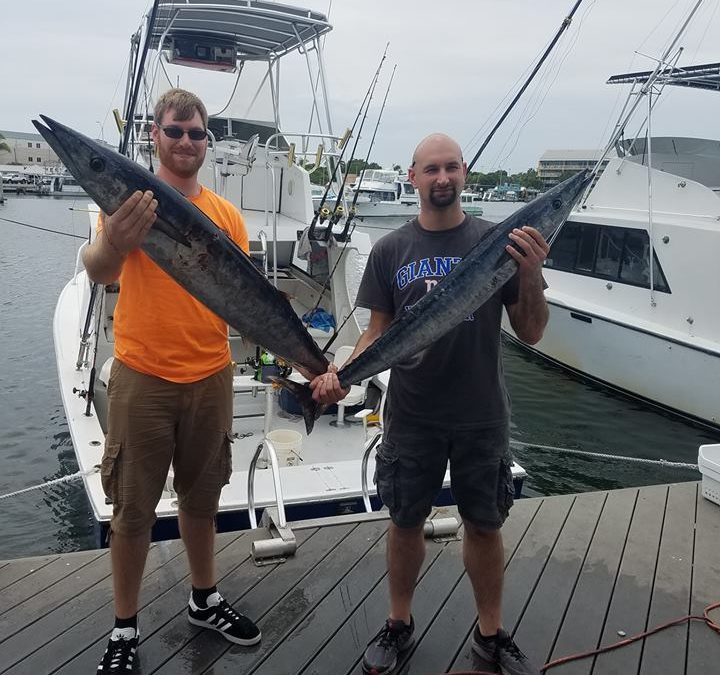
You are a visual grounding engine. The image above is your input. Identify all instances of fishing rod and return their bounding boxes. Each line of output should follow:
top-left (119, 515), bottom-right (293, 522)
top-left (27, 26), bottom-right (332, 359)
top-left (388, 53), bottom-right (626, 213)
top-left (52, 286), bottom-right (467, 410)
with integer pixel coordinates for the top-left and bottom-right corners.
top-left (337, 63), bottom-right (397, 242)
top-left (466, 0), bottom-right (584, 173)
top-left (120, 0), bottom-right (161, 157)
top-left (322, 48), bottom-right (390, 241)
top-left (308, 44), bottom-right (389, 239)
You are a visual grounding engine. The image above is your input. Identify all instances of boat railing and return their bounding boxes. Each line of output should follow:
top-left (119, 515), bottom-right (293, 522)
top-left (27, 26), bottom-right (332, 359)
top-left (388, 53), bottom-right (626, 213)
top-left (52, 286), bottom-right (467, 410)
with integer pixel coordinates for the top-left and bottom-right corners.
top-left (247, 437), bottom-right (297, 564)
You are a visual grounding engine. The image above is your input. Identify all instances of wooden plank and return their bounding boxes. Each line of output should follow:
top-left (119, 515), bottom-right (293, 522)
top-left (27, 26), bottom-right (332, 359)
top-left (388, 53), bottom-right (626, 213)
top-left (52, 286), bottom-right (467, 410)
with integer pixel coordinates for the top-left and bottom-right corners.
top-left (389, 497), bottom-right (542, 675)
top-left (291, 512), bottom-right (467, 675)
top-left (639, 482), bottom-right (697, 675)
top-left (687, 488), bottom-right (720, 674)
top-left (0, 538), bottom-right (186, 670)
top-left (139, 524), bottom-right (355, 674)
top-left (449, 494), bottom-right (575, 672)
top-left (592, 483), bottom-right (668, 675)
top-left (0, 555), bottom-right (60, 591)
top-left (512, 491), bottom-right (607, 668)
top-left (17, 531), bottom-right (251, 675)
top-left (0, 549), bottom-right (106, 617)
top-left (548, 487), bottom-right (637, 675)
top-left (249, 518), bottom-right (399, 675)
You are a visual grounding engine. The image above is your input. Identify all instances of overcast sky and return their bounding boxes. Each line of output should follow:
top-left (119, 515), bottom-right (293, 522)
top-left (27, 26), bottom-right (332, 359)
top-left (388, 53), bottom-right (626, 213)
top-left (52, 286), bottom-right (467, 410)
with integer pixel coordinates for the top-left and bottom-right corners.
top-left (4, 0), bottom-right (719, 172)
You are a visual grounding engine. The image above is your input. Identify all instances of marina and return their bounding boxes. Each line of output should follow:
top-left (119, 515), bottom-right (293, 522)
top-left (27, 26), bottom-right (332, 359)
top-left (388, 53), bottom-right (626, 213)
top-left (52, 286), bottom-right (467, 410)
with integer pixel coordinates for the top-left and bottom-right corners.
top-left (1, 482), bottom-right (719, 674)
top-left (1, 0), bottom-right (720, 671)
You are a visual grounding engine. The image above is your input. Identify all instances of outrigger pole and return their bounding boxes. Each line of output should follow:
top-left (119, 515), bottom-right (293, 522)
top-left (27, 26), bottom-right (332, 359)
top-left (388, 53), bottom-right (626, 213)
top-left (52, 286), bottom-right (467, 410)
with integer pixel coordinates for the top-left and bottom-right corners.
top-left (466, 0), bottom-right (584, 173)
top-left (308, 44), bottom-right (389, 240)
top-left (120, 0), bottom-right (161, 157)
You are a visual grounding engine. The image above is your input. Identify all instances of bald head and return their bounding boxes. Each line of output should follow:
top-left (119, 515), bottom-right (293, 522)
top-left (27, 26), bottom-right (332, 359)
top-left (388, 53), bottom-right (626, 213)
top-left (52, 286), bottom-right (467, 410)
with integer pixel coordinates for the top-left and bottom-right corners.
top-left (408, 133), bottom-right (467, 214)
top-left (411, 133), bottom-right (463, 168)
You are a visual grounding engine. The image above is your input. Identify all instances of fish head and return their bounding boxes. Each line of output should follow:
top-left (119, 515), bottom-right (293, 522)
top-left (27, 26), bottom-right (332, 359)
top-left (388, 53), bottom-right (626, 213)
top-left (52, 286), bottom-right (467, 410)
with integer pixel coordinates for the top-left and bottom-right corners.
top-left (529, 170), bottom-right (593, 242)
top-left (32, 115), bottom-right (151, 214)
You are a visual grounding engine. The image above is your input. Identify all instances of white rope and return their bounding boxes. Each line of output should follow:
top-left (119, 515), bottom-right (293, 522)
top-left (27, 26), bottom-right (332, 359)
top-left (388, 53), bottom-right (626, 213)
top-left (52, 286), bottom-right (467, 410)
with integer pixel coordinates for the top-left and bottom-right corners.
top-left (0, 468), bottom-right (99, 501)
top-left (510, 440), bottom-right (698, 471)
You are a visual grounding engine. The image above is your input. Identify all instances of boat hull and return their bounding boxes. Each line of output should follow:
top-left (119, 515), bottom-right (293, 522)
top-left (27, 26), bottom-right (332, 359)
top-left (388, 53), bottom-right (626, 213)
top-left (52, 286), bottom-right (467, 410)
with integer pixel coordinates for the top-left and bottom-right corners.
top-left (503, 301), bottom-right (720, 429)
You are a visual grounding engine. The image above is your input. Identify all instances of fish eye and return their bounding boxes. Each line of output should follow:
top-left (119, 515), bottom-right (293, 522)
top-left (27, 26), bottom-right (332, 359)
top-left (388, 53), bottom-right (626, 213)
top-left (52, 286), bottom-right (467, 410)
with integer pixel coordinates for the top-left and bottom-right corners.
top-left (89, 156), bottom-right (105, 172)
top-left (552, 199), bottom-right (562, 209)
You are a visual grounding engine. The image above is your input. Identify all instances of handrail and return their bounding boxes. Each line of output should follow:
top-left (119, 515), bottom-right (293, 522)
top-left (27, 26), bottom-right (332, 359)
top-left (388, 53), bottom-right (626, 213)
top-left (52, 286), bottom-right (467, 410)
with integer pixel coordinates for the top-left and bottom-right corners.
top-left (247, 437), bottom-right (287, 529)
top-left (360, 433), bottom-right (383, 513)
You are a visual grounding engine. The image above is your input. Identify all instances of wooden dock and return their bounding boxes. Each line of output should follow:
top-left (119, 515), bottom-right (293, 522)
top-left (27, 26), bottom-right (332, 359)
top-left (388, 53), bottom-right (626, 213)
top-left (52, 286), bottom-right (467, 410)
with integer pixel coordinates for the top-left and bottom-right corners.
top-left (1, 481), bottom-right (719, 674)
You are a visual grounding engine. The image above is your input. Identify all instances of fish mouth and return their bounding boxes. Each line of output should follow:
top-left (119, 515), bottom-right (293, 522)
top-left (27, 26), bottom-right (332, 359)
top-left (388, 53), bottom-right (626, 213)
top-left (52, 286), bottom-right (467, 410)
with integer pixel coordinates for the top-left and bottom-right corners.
top-left (31, 115), bottom-right (81, 177)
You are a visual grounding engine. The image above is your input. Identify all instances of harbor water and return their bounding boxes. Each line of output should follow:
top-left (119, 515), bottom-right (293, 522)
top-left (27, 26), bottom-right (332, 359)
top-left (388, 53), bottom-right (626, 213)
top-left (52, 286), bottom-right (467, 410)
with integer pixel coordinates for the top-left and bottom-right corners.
top-left (0, 196), bottom-right (717, 560)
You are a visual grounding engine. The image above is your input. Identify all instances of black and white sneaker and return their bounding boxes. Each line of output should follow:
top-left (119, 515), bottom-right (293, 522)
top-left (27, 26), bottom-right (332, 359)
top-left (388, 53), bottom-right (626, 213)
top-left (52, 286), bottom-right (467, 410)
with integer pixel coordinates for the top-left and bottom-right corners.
top-left (97, 626), bottom-right (139, 673)
top-left (187, 591), bottom-right (261, 646)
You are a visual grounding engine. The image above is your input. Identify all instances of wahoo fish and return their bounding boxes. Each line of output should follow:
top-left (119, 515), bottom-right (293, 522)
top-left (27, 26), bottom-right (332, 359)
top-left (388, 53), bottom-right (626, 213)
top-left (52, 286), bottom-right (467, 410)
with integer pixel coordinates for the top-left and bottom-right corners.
top-left (279, 170), bottom-right (593, 431)
top-left (32, 115), bottom-right (329, 378)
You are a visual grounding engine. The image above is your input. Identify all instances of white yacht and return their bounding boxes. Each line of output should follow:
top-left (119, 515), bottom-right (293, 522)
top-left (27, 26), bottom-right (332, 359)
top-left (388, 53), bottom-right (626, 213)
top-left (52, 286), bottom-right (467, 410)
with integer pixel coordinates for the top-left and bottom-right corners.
top-left (504, 60), bottom-right (720, 430)
top-left (349, 168), bottom-right (419, 219)
top-left (54, 0), bottom-right (527, 552)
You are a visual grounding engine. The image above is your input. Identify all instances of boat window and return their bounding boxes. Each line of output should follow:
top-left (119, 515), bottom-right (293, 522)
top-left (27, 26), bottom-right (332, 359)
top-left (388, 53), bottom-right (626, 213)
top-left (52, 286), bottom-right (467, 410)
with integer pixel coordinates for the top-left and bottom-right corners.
top-left (403, 184), bottom-right (415, 194)
top-left (595, 228), bottom-right (624, 278)
top-left (575, 224), bottom-right (598, 272)
top-left (547, 222), bottom-right (670, 293)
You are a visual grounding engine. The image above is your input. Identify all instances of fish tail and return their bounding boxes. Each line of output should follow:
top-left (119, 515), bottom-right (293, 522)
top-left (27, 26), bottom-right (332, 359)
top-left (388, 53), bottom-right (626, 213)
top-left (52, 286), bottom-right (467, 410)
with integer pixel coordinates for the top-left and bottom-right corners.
top-left (272, 377), bottom-right (325, 435)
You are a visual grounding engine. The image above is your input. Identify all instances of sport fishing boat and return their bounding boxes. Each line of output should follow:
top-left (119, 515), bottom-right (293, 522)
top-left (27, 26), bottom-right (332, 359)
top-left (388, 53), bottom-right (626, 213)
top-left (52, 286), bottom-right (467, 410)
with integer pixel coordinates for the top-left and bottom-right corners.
top-left (54, 0), bottom-right (527, 552)
top-left (503, 54), bottom-right (720, 429)
top-left (349, 168), bottom-right (420, 219)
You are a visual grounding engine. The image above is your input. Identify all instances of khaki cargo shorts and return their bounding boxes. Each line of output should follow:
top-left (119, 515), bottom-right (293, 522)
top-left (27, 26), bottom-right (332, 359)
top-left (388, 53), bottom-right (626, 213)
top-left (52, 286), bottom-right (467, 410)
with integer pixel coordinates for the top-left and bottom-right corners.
top-left (100, 359), bottom-right (234, 536)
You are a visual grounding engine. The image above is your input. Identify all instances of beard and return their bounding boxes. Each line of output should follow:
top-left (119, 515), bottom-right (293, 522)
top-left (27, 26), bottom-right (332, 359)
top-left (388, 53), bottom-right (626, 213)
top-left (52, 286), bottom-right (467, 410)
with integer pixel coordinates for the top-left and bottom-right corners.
top-left (157, 143), bottom-right (205, 179)
top-left (428, 185), bottom-right (458, 208)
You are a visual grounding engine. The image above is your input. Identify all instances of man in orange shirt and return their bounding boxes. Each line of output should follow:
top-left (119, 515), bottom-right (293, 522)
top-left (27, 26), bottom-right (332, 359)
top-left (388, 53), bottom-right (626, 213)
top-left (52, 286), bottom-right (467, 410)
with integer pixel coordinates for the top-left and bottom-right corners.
top-left (83, 89), bottom-right (261, 674)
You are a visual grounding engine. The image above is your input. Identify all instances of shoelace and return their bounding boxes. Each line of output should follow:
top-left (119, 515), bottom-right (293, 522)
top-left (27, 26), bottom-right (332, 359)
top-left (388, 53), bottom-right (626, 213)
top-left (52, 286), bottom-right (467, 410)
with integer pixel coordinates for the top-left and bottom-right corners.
top-left (107, 637), bottom-right (135, 670)
top-left (497, 635), bottom-right (526, 661)
top-left (367, 621), bottom-right (408, 649)
top-left (216, 599), bottom-right (243, 622)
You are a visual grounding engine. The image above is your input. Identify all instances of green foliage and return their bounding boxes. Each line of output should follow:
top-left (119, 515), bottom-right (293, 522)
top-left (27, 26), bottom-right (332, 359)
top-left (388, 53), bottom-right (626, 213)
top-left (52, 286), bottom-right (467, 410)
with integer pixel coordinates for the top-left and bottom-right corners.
top-left (466, 167), bottom-right (542, 190)
top-left (0, 133), bottom-right (10, 155)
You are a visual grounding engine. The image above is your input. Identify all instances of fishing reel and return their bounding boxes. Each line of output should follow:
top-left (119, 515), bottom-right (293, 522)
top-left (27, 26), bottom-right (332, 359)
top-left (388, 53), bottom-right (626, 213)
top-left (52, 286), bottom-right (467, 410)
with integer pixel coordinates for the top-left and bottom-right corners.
top-left (238, 348), bottom-right (292, 383)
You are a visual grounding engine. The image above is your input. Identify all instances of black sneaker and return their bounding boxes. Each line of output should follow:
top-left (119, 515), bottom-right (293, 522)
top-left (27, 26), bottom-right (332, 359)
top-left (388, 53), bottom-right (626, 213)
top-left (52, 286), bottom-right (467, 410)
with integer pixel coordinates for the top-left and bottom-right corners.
top-left (362, 616), bottom-right (415, 674)
top-left (471, 626), bottom-right (540, 675)
top-left (187, 591), bottom-right (261, 646)
top-left (97, 626), bottom-right (139, 673)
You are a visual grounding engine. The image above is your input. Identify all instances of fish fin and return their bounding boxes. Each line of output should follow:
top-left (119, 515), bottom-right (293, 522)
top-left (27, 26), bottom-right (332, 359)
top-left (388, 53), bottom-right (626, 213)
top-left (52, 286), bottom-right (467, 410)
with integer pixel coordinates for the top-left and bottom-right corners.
top-left (153, 216), bottom-right (192, 248)
top-left (272, 377), bottom-right (325, 435)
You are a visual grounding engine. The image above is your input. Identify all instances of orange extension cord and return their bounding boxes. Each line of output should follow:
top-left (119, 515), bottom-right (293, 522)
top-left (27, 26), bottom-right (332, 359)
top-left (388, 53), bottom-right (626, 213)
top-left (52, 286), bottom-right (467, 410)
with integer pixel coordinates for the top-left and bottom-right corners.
top-left (434, 600), bottom-right (720, 675)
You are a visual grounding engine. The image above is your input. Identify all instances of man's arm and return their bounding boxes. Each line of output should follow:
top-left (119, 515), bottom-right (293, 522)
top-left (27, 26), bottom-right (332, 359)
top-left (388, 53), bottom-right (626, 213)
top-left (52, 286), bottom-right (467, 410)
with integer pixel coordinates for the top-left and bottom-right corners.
top-left (310, 309), bottom-right (393, 404)
top-left (82, 190), bottom-right (157, 284)
top-left (504, 225), bottom-right (549, 345)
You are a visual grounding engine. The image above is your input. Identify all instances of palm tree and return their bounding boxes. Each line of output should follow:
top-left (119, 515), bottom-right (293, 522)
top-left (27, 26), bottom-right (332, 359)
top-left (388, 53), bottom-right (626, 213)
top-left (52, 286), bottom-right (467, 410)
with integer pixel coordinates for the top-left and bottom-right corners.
top-left (0, 133), bottom-right (10, 155)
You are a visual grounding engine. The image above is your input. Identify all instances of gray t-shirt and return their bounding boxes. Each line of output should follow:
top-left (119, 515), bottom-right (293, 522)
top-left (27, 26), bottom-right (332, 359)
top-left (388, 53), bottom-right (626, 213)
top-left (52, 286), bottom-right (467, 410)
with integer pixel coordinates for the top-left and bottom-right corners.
top-left (356, 214), bottom-right (519, 428)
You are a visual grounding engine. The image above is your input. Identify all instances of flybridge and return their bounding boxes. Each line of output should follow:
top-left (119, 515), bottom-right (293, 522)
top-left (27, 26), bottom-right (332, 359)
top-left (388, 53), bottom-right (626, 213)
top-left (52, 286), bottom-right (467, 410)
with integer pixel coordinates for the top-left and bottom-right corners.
top-left (148, 0), bottom-right (332, 64)
top-left (607, 62), bottom-right (720, 92)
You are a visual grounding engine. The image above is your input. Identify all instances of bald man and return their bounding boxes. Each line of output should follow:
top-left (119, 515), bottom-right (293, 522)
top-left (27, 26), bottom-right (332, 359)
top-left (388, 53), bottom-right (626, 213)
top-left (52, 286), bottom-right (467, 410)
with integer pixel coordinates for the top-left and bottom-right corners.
top-left (310, 134), bottom-right (547, 675)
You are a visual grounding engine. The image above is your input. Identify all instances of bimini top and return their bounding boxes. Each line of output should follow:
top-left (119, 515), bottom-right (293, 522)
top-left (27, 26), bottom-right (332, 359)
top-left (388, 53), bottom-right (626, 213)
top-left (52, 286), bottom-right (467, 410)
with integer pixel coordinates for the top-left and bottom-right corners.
top-left (607, 62), bottom-right (720, 92)
top-left (148, 0), bottom-right (332, 60)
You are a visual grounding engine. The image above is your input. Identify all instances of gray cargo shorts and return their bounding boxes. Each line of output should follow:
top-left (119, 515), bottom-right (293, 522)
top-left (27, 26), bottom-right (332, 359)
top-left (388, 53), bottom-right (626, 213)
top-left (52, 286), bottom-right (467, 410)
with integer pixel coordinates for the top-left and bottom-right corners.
top-left (373, 420), bottom-right (514, 530)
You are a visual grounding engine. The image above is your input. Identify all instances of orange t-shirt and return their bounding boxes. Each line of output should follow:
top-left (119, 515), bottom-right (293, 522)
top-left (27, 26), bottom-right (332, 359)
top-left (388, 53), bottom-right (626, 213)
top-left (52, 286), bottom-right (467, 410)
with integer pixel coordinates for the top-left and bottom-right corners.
top-left (101, 186), bottom-right (249, 383)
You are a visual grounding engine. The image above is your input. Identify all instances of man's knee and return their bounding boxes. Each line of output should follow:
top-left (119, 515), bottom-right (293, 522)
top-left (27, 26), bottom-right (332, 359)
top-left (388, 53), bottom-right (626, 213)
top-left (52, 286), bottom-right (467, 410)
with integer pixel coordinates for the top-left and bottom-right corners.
top-left (462, 518), bottom-right (501, 541)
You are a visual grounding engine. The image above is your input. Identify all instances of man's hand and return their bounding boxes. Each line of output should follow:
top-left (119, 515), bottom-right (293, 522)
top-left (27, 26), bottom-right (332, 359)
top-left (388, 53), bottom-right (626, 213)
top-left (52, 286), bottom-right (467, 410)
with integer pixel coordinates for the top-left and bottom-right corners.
top-left (506, 225), bottom-right (549, 281)
top-left (309, 363), bottom-right (350, 404)
top-left (103, 190), bottom-right (158, 256)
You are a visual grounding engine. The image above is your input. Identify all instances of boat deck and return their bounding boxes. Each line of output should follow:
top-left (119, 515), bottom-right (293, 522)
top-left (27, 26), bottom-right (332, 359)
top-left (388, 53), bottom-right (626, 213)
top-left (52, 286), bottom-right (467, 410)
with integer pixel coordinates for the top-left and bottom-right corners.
top-left (1, 481), bottom-right (719, 674)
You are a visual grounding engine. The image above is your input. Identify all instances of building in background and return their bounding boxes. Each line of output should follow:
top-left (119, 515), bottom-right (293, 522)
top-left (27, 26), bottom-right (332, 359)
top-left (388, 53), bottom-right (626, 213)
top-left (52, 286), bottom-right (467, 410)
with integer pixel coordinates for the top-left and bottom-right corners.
top-left (0, 129), bottom-right (60, 166)
top-left (537, 149), bottom-right (611, 189)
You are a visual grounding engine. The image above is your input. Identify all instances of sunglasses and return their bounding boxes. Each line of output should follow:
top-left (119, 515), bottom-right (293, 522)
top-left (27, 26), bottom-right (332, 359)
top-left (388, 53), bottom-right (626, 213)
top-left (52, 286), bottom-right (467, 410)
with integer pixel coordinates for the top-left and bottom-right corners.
top-left (158, 125), bottom-right (207, 141)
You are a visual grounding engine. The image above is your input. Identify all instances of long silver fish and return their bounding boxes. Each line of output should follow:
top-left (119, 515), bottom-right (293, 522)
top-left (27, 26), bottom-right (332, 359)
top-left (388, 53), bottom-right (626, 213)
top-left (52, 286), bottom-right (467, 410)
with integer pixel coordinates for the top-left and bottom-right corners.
top-left (278, 170), bottom-right (592, 430)
top-left (32, 115), bottom-right (329, 382)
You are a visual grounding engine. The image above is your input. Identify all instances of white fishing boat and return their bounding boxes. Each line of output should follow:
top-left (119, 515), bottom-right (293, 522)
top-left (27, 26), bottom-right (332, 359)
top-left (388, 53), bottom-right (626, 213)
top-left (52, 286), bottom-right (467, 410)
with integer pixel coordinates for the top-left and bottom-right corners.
top-left (504, 57), bottom-right (720, 430)
top-left (460, 190), bottom-right (484, 216)
top-left (58, 171), bottom-right (88, 197)
top-left (349, 168), bottom-right (419, 219)
top-left (54, 0), bottom-right (527, 553)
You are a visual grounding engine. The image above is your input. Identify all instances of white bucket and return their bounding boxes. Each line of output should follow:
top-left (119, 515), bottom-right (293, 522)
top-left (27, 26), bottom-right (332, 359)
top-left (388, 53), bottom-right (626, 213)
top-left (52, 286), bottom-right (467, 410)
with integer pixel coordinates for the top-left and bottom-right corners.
top-left (266, 429), bottom-right (303, 466)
